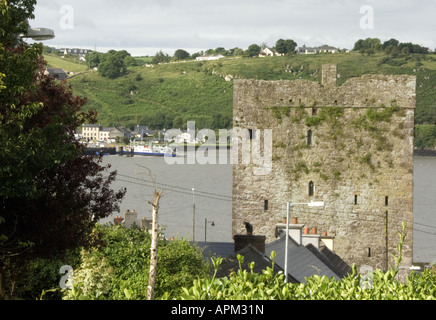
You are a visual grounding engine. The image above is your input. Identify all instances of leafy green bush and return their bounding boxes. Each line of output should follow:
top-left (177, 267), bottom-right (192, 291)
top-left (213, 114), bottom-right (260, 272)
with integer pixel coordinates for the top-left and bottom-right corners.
top-left (61, 224), bottom-right (209, 300)
top-left (415, 125), bottom-right (436, 150)
top-left (178, 223), bottom-right (436, 300)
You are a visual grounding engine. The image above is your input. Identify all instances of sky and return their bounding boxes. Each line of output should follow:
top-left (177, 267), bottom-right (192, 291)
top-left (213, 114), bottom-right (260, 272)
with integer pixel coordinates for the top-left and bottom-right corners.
top-left (30, 0), bottom-right (436, 56)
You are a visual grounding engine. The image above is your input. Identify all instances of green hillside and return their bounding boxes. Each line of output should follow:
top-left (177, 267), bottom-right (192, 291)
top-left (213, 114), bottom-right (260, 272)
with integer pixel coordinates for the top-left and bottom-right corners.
top-left (44, 51), bottom-right (436, 137)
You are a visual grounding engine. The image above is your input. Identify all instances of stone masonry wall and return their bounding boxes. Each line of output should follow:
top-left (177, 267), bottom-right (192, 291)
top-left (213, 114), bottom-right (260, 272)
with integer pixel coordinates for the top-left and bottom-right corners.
top-left (232, 64), bottom-right (416, 270)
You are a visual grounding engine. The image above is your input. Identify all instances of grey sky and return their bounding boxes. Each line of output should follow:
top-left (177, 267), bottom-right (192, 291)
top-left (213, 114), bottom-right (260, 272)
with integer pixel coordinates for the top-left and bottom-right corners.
top-left (30, 0), bottom-right (436, 56)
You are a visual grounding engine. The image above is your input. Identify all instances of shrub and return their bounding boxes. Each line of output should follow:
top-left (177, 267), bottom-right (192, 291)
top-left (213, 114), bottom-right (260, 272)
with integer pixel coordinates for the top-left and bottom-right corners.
top-left (178, 222), bottom-right (436, 300)
top-left (61, 224), bottom-right (209, 300)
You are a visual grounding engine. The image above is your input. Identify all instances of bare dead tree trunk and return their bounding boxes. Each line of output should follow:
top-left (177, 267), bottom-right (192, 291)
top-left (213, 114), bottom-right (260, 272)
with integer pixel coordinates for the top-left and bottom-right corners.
top-left (147, 188), bottom-right (162, 300)
top-left (137, 165), bottom-right (164, 301)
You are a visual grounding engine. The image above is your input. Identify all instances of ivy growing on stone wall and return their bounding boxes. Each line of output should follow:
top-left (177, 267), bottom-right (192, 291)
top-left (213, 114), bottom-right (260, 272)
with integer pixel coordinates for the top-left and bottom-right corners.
top-left (267, 100), bottom-right (405, 183)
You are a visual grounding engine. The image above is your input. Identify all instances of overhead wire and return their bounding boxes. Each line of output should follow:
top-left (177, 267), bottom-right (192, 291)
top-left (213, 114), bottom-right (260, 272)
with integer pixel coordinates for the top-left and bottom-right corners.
top-left (109, 166), bottom-right (436, 236)
top-left (115, 173), bottom-right (232, 202)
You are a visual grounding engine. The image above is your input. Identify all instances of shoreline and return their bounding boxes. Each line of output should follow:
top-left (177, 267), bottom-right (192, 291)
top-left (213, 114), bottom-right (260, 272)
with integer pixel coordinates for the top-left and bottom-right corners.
top-left (414, 149), bottom-right (436, 157)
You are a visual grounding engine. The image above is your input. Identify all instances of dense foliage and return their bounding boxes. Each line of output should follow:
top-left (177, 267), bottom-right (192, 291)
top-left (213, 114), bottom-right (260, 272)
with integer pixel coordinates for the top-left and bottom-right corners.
top-left (55, 222), bottom-right (436, 301)
top-left (353, 37), bottom-right (430, 56)
top-left (178, 254), bottom-right (436, 300)
top-left (178, 223), bottom-right (436, 300)
top-left (0, 0), bottom-right (125, 299)
top-left (61, 224), bottom-right (210, 300)
top-left (415, 125), bottom-right (436, 151)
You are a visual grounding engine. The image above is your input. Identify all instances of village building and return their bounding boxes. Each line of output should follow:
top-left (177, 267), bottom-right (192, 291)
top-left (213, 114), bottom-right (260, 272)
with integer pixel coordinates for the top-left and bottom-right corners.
top-left (81, 124), bottom-right (129, 141)
top-left (259, 47), bottom-right (283, 57)
top-left (196, 54), bottom-right (225, 61)
top-left (297, 45), bottom-right (340, 54)
top-left (44, 68), bottom-right (68, 80)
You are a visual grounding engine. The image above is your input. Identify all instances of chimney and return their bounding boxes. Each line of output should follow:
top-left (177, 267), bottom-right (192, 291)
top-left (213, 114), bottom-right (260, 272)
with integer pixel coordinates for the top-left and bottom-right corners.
top-left (124, 209), bottom-right (138, 228)
top-left (233, 234), bottom-right (266, 254)
top-left (320, 231), bottom-right (335, 252)
top-left (275, 219), bottom-right (304, 245)
top-left (302, 226), bottom-right (321, 249)
top-left (113, 216), bottom-right (123, 225)
top-left (141, 217), bottom-right (152, 232)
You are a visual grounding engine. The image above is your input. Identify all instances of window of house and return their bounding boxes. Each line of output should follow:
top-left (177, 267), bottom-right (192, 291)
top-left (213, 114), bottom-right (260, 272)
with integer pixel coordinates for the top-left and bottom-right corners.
top-left (264, 200), bottom-right (269, 211)
top-left (385, 196), bottom-right (389, 206)
top-left (354, 195), bottom-right (358, 205)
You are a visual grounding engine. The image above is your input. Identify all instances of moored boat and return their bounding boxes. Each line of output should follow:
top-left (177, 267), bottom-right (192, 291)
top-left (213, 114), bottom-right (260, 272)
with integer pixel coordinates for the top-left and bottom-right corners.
top-left (124, 145), bottom-right (176, 157)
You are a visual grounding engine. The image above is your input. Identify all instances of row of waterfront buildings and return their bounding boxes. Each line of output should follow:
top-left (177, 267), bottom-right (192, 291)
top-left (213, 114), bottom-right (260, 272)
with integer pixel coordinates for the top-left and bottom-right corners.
top-left (79, 124), bottom-right (198, 144)
top-left (79, 124), bottom-right (135, 142)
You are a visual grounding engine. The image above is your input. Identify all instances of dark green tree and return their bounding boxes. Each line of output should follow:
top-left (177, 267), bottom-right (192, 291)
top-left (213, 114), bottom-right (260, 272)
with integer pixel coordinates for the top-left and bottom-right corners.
top-left (86, 51), bottom-right (101, 69)
top-left (174, 49), bottom-right (190, 60)
top-left (275, 39), bottom-right (297, 54)
top-left (151, 50), bottom-right (171, 64)
top-left (247, 44), bottom-right (261, 57)
top-left (98, 50), bottom-right (128, 78)
top-left (382, 38), bottom-right (400, 49)
top-left (0, 0), bottom-right (125, 298)
top-left (353, 38), bottom-right (381, 51)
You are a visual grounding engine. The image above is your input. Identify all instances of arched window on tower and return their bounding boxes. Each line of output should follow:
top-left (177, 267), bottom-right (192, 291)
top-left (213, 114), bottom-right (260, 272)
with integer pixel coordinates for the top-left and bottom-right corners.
top-left (309, 181), bottom-right (314, 197)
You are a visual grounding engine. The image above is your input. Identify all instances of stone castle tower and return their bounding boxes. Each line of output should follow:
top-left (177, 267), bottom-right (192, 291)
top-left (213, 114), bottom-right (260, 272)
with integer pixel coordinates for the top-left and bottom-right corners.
top-left (232, 64), bottom-right (416, 270)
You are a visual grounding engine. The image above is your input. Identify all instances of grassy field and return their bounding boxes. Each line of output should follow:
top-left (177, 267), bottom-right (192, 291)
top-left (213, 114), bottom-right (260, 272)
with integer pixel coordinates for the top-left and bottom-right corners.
top-left (44, 54), bottom-right (89, 73)
top-left (44, 51), bottom-right (436, 132)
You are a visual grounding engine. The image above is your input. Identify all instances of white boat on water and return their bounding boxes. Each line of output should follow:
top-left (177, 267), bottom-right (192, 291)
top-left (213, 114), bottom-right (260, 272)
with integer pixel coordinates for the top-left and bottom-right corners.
top-left (124, 145), bottom-right (176, 157)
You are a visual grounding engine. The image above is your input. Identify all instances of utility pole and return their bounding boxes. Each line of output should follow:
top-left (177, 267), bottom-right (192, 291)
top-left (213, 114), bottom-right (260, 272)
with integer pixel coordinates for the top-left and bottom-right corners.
top-left (192, 188), bottom-right (196, 241)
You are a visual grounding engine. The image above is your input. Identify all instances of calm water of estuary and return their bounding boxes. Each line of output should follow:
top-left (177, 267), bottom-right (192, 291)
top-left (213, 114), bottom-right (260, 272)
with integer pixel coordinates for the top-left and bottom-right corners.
top-left (100, 154), bottom-right (436, 264)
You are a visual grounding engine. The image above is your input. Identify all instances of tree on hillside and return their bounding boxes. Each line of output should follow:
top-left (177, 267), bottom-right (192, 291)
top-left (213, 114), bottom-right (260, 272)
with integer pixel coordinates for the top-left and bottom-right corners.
top-left (86, 51), bottom-right (102, 69)
top-left (0, 0), bottom-right (125, 298)
top-left (174, 49), bottom-right (190, 60)
top-left (228, 47), bottom-right (245, 56)
top-left (382, 38), bottom-right (400, 49)
top-left (247, 44), bottom-right (261, 57)
top-left (353, 38), bottom-right (381, 51)
top-left (214, 47), bottom-right (226, 55)
top-left (152, 50), bottom-right (171, 64)
top-left (275, 39), bottom-right (298, 55)
top-left (98, 50), bottom-right (128, 78)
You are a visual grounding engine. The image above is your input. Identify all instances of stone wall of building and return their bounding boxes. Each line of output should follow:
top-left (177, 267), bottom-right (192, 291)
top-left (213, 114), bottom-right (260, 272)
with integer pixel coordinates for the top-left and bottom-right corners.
top-left (232, 64), bottom-right (416, 270)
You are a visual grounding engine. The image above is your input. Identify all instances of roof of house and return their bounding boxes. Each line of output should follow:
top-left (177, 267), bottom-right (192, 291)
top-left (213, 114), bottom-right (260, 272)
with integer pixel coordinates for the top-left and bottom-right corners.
top-left (317, 244), bottom-right (353, 277)
top-left (192, 231), bottom-right (351, 284)
top-left (318, 45), bottom-right (338, 51)
top-left (214, 244), bottom-right (299, 283)
top-left (265, 236), bottom-right (343, 283)
top-left (194, 241), bottom-right (235, 260)
top-left (46, 68), bottom-right (68, 79)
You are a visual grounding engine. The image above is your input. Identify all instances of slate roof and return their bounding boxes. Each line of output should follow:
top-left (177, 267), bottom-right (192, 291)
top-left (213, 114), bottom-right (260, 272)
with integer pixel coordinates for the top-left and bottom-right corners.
top-left (265, 236), bottom-right (342, 283)
top-left (192, 235), bottom-right (352, 285)
top-left (46, 68), bottom-right (68, 80)
top-left (193, 241), bottom-right (234, 260)
top-left (317, 244), bottom-right (353, 277)
top-left (215, 244), bottom-right (299, 283)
